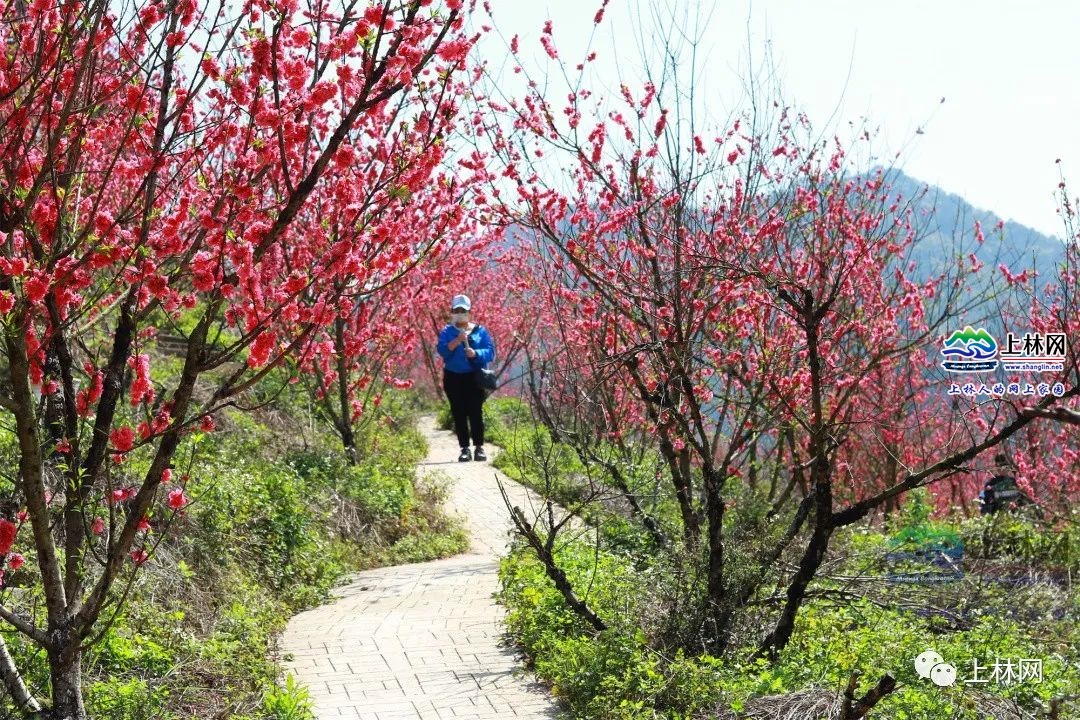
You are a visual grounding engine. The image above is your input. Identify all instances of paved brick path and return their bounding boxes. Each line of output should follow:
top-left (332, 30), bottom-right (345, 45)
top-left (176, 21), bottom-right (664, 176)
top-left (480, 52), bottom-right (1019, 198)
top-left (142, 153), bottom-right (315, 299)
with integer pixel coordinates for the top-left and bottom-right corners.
top-left (281, 416), bottom-right (564, 719)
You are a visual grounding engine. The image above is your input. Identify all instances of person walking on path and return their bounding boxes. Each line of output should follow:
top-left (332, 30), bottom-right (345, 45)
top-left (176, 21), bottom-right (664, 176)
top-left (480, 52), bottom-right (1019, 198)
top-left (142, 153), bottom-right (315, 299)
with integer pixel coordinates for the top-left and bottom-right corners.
top-left (437, 294), bottom-right (495, 462)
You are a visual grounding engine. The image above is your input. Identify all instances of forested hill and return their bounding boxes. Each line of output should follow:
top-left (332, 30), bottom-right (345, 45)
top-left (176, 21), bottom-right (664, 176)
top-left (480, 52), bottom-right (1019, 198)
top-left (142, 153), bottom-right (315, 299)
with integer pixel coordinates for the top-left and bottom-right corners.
top-left (878, 168), bottom-right (1066, 282)
top-left (505, 169), bottom-right (1066, 283)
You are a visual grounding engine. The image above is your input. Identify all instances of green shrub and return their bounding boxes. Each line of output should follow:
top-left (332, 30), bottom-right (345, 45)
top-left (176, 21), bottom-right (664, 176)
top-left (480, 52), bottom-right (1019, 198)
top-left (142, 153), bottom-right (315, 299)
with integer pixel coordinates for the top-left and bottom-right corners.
top-left (260, 675), bottom-right (314, 720)
top-left (959, 508), bottom-right (1080, 570)
top-left (354, 471), bottom-right (469, 567)
top-left (436, 401), bottom-right (454, 431)
top-left (497, 500), bottom-right (1080, 719)
top-left (186, 439), bottom-right (345, 609)
top-left (85, 679), bottom-right (168, 720)
top-left (94, 626), bottom-right (174, 676)
top-left (482, 396), bottom-right (533, 446)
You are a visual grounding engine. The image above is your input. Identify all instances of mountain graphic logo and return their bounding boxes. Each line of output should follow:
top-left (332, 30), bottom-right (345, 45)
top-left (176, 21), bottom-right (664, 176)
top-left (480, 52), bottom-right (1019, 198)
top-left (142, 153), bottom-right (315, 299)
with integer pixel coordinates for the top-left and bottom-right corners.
top-left (940, 326), bottom-right (999, 373)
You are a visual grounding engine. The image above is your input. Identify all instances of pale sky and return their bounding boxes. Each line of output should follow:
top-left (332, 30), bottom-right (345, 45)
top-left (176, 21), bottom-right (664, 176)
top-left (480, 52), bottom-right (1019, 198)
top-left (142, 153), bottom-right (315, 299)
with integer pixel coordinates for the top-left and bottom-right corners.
top-left (480, 0), bottom-right (1080, 238)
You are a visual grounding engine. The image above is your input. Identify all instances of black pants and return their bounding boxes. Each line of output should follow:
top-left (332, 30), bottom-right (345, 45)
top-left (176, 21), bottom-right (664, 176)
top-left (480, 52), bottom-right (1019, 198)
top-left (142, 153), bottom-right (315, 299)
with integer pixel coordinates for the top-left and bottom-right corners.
top-left (443, 369), bottom-right (484, 448)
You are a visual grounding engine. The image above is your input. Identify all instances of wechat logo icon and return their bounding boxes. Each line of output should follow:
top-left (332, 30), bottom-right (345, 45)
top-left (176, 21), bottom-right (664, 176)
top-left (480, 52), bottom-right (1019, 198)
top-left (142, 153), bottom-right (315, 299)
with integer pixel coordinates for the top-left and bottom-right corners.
top-left (915, 649), bottom-right (957, 687)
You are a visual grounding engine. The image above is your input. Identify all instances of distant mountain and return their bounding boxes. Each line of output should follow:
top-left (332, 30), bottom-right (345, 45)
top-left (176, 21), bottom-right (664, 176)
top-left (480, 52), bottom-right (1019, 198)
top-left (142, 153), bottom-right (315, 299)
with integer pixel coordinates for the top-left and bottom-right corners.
top-left (502, 168), bottom-right (1068, 287)
top-left (875, 168), bottom-right (1067, 285)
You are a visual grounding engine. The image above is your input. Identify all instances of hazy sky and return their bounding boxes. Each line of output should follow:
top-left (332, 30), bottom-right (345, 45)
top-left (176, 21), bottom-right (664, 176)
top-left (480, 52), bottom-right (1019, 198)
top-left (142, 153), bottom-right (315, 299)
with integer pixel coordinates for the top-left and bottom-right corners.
top-left (481, 0), bottom-right (1079, 238)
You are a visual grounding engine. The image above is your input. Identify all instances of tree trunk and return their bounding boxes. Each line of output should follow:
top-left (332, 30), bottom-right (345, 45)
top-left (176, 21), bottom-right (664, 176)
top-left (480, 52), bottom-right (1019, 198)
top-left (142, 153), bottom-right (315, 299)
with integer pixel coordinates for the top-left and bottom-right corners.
top-left (702, 468), bottom-right (726, 650)
top-left (756, 295), bottom-right (834, 660)
top-left (339, 421), bottom-right (358, 466)
top-left (756, 519), bottom-right (833, 659)
top-left (333, 316), bottom-right (359, 466)
top-left (47, 643), bottom-right (85, 720)
top-left (662, 442), bottom-right (700, 548)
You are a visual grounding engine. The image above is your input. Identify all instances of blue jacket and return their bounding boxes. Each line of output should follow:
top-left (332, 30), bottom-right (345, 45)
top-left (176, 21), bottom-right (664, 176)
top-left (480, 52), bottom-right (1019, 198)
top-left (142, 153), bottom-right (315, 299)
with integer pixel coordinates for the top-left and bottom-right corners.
top-left (437, 323), bottom-right (495, 374)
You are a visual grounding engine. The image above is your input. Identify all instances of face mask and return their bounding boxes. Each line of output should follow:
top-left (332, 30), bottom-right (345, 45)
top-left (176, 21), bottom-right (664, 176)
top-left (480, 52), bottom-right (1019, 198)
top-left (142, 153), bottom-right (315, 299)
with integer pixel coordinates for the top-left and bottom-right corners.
top-left (451, 312), bottom-right (468, 324)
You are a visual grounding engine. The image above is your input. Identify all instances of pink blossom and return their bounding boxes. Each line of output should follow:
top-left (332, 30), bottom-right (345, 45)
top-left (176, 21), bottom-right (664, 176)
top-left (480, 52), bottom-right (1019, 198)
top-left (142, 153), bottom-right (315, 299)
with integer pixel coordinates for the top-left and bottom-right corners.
top-left (167, 488), bottom-right (188, 511)
top-left (110, 426), bottom-right (135, 452)
top-left (539, 35), bottom-right (558, 60)
top-left (248, 331), bottom-right (277, 367)
top-left (653, 110), bottom-right (667, 138)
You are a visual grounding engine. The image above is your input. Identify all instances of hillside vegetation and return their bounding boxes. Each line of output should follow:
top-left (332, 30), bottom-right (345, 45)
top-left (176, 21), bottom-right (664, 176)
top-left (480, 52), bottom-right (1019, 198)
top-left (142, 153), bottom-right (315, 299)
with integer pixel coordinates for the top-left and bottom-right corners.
top-left (1, 378), bottom-right (466, 719)
top-left (482, 398), bottom-right (1080, 720)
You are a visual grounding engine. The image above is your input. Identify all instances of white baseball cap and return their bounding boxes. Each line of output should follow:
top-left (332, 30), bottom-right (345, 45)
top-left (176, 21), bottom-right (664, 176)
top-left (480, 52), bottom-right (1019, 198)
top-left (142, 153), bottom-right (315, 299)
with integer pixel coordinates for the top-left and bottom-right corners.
top-left (451, 294), bottom-right (471, 311)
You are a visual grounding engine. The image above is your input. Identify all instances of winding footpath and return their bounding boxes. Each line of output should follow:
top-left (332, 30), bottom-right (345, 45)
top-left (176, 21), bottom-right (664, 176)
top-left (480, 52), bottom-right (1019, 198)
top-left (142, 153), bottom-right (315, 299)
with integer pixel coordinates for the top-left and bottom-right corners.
top-left (281, 416), bottom-right (564, 720)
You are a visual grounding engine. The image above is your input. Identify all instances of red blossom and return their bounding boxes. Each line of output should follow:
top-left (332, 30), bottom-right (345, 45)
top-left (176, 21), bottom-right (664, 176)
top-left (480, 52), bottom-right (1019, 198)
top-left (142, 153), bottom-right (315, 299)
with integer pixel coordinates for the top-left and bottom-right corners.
top-left (24, 274), bottom-right (49, 302)
top-left (0, 520), bottom-right (16, 555)
top-left (248, 331), bottom-right (277, 367)
top-left (110, 426), bottom-right (135, 452)
top-left (128, 354), bottom-right (154, 406)
top-left (363, 5), bottom-right (385, 25)
top-left (654, 110), bottom-right (667, 138)
top-left (436, 39), bottom-right (470, 64)
top-left (284, 274), bottom-right (307, 295)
